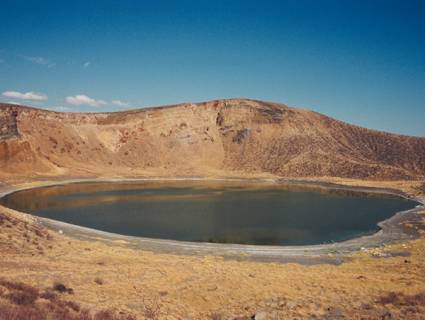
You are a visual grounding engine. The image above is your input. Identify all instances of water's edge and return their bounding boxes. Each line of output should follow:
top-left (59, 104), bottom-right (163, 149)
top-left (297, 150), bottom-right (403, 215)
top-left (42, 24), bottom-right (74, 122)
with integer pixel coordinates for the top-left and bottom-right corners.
top-left (0, 177), bottom-right (423, 264)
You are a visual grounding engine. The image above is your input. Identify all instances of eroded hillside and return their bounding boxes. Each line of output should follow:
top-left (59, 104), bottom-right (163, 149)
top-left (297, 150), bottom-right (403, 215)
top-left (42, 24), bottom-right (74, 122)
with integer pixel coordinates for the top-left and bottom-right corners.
top-left (0, 99), bottom-right (424, 181)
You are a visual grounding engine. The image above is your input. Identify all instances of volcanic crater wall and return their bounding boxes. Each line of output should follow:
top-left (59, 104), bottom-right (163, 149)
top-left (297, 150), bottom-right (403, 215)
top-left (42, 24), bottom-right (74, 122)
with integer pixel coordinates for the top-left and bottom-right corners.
top-left (0, 99), bottom-right (424, 181)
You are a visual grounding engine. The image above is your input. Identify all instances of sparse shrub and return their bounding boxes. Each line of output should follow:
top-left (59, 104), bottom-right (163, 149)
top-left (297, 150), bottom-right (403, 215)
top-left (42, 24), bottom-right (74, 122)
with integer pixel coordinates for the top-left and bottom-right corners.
top-left (0, 279), bottom-right (39, 302)
top-left (403, 306), bottom-right (420, 315)
top-left (0, 302), bottom-right (45, 320)
top-left (94, 310), bottom-right (115, 320)
top-left (377, 292), bottom-right (401, 305)
top-left (94, 277), bottom-right (104, 285)
top-left (53, 282), bottom-right (74, 294)
top-left (65, 300), bottom-right (81, 312)
top-left (6, 290), bottom-right (39, 305)
top-left (40, 290), bottom-right (57, 301)
top-left (0, 278), bottom-right (137, 320)
top-left (360, 303), bottom-right (373, 310)
top-left (403, 293), bottom-right (425, 306)
top-left (377, 292), bottom-right (425, 306)
top-left (53, 282), bottom-right (67, 293)
top-left (210, 312), bottom-right (222, 320)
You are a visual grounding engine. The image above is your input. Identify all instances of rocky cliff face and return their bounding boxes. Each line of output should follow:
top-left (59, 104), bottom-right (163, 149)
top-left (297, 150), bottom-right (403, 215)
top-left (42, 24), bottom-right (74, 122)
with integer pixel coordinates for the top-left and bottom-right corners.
top-left (0, 99), bottom-right (424, 180)
top-left (0, 108), bottom-right (19, 139)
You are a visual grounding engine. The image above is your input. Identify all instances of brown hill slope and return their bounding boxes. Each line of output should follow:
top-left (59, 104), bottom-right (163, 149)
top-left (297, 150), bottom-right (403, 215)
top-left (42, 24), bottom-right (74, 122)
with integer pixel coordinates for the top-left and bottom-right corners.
top-left (0, 99), bottom-right (424, 181)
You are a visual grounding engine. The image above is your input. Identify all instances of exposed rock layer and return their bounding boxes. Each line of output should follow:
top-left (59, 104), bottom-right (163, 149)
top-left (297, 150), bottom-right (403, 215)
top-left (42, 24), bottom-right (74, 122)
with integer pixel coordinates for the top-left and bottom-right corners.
top-left (0, 99), bottom-right (424, 180)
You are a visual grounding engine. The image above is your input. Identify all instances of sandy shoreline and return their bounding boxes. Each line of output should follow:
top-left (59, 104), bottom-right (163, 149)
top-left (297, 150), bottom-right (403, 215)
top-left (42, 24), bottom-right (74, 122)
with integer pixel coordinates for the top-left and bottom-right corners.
top-left (1, 176), bottom-right (423, 264)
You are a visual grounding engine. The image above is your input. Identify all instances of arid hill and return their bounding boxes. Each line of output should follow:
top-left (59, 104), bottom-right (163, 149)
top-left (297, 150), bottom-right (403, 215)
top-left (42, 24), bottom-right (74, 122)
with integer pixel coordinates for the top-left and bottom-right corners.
top-left (0, 99), bottom-right (424, 181)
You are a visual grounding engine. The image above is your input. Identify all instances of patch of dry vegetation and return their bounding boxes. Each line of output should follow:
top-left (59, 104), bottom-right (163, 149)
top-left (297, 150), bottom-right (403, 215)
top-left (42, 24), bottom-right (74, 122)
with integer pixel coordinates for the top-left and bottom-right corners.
top-left (0, 278), bottom-right (137, 320)
top-left (0, 208), bottom-right (53, 256)
top-left (377, 291), bottom-right (425, 307)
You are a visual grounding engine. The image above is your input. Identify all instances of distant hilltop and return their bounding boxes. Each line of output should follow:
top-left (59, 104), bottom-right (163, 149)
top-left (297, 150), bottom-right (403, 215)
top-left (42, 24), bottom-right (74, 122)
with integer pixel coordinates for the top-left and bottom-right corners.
top-left (1, 98), bottom-right (425, 181)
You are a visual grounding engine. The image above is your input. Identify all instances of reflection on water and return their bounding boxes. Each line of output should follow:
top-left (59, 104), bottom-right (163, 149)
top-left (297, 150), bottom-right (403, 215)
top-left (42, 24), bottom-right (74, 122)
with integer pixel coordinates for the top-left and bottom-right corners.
top-left (0, 181), bottom-right (417, 245)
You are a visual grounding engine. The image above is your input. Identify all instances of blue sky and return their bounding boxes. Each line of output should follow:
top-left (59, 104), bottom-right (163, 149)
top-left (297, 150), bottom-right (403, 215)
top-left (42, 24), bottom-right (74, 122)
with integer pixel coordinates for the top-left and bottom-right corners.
top-left (0, 0), bottom-right (424, 136)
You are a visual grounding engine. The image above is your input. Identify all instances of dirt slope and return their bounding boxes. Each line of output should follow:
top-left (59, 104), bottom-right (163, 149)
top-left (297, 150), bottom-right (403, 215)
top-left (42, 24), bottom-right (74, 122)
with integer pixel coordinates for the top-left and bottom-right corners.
top-left (1, 98), bottom-right (424, 181)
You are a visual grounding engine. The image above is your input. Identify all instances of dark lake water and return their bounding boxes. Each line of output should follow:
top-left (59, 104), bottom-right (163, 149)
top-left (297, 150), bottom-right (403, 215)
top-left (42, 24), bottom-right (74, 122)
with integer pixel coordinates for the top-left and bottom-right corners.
top-left (0, 181), bottom-right (417, 245)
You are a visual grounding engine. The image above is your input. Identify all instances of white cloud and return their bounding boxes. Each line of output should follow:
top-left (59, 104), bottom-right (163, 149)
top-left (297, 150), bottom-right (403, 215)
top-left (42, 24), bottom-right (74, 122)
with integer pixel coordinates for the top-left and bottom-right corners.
top-left (45, 106), bottom-right (71, 112)
top-left (21, 55), bottom-right (56, 68)
top-left (65, 94), bottom-right (107, 107)
top-left (2, 90), bottom-right (48, 101)
top-left (3, 100), bottom-right (40, 108)
top-left (26, 56), bottom-right (47, 64)
top-left (83, 61), bottom-right (90, 68)
top-left (112, 100), bottom-right (129, 107)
